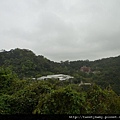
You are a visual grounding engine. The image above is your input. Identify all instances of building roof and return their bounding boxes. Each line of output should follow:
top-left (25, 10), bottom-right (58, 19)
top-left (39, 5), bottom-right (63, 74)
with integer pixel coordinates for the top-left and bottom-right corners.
top-left (79, 81), bottom-right (91, 86)
top-left (80, 66), bottom-right (91, 73)
top-left (37, 74), bottom-right (74, 81)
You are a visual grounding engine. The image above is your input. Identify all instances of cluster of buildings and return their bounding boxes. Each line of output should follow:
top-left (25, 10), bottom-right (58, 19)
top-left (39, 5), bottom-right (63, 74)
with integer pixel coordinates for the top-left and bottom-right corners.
top-left (33, 66), bottom-right (94, 86)
top-left (35, 73), bottom-right (92, 86)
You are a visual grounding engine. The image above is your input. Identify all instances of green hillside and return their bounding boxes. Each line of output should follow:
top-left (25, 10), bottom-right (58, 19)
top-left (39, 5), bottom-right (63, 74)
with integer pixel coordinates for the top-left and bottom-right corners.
top-left (0, 66), bottom-right (120, 114)
top-left (0, 48), bottom-right (63, 78)
top-left (0, 48), bottom-right (120, 94)
top-left (0, 48), bottom-right (120, 114)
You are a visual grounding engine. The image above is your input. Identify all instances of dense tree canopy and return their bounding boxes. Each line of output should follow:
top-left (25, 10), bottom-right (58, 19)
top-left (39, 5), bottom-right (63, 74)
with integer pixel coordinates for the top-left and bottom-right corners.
top-left (0, 66), bottom-right (120, 114)
top-left (0, 48), bottom-right (120, 114)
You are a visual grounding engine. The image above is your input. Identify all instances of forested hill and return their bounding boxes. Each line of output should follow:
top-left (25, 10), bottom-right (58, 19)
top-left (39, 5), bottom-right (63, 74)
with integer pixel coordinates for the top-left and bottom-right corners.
top-left (0, 48), bottom-right (120, 76)
top-left (0, 48), bottom-right (120, 94)
top-left (0, 48), bottom-right (63, 78)
top-left (1, 48), bottom-right (120, 114)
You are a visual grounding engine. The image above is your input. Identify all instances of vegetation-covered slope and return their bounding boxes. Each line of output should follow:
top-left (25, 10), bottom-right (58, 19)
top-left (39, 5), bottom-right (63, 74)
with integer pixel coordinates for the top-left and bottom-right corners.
top-left (0, 67), bottom-right (120, 114)
top-left (0, 48), bottom-right (64, 78)
top-left (0, 48), bottom-right (120, 94)
top-left (0, 48), bottom-right (120, 114)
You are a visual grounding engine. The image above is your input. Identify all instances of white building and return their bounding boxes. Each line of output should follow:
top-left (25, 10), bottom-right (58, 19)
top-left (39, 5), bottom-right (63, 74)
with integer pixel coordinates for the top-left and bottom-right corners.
top-left (37, 74), bottom-right (74, 81)
top-left (79, 81), bottom-right (91, 86)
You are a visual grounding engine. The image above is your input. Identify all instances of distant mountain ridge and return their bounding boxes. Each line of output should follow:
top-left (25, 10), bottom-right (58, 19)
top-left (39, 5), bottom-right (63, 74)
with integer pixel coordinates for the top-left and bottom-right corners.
top-left (0, 48), bottom-right (62, 78)
top-left (0, 48), bottom-right (120, 94)
top-left (0, 48), bottom-right (120, 76)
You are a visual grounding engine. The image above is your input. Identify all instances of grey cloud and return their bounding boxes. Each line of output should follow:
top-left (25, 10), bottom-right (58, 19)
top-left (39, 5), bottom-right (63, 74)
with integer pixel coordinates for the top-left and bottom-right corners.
top-left (0, 0), bottom-right (120, 62)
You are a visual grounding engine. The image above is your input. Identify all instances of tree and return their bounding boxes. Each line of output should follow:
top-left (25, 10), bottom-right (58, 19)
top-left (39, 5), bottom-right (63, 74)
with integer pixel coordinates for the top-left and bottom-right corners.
top-left (0, 67), bottom-right (17, 94)
top-left (33, 86), bottom-right (87, 114)
top-left (86, 84), bottom-right (120, 114)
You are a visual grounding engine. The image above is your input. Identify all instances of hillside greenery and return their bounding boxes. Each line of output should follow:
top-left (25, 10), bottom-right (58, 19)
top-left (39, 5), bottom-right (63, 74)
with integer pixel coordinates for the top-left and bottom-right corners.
top-left (0, 66), bottom-right (120, 114)
top-left (0, 48), bottom-right (120, 94)
top-left (0, 48), bottom-right (120, 114)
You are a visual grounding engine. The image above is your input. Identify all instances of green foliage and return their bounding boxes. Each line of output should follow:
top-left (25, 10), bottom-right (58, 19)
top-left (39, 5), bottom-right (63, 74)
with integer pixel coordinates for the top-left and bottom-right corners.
top-left (0, 48), bottom-right (120, 114)
top-left (0, 48), bottom-right (63, 78)
top-left (0, 67), bottom-right (18, 94)
top-left (86, 85), bottom-right (120, 114)
top-left (0, 94), bottom-right (11, 114)
top-left (0, 48), bottom-right (120, 94)
top-left (0, 74), bottom-right (120, 114)
top-left (9, 80), bottom-right (53, 114)
top-left (9, 90), bottom-right (37, 114)
top-left (33, 86), bottom-right (87, 114)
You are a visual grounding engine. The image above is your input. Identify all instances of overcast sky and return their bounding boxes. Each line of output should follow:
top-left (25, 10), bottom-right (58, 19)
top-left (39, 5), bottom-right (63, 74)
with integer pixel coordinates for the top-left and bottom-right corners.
top-left (0, 0), bottom-right (120, 62)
